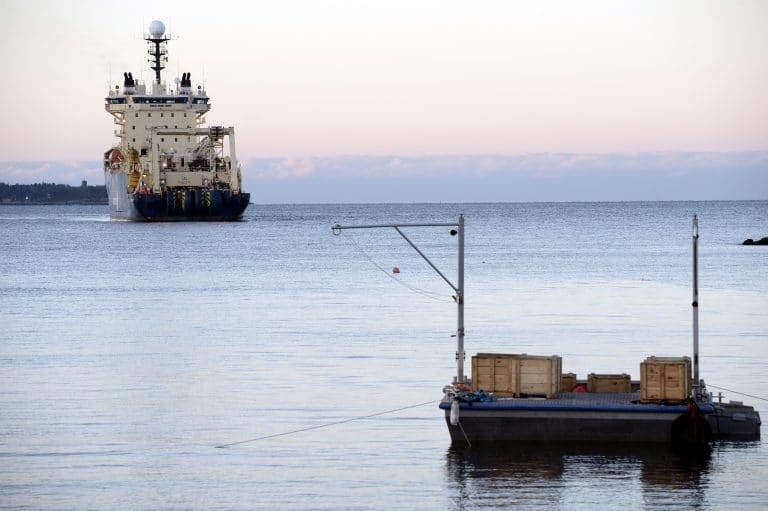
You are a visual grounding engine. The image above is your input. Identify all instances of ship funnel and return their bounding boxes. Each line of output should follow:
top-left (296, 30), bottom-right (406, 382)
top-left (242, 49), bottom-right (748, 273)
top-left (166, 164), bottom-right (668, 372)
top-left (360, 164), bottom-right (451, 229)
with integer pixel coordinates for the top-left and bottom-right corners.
top-left (123, 71), bottom-right (136, 94)
top-left (180, 72), bottom-right (192, 94)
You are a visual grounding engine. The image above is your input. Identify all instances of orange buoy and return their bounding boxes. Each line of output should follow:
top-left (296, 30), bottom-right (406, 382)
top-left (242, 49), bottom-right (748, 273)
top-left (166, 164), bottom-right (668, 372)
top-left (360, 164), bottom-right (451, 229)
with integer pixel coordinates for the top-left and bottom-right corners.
top-left (392, 267), bottom-right (400, 274)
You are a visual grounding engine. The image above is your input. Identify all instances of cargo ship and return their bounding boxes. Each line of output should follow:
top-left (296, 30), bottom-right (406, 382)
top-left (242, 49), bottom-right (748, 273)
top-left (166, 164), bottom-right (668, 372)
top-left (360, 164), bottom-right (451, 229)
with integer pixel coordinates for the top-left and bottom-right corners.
top-left (333, 215), bottom-right (761, 448)
top-left (103, 20), bottom-right (249, 221)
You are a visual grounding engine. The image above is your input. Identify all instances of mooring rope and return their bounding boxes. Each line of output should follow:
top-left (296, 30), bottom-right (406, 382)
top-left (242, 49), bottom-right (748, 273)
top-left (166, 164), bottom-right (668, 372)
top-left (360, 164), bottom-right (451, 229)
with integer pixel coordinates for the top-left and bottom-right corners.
top-left (338, 230), bottom-right (450, 302)
top-left (457, 419), bottom-right (472, 448)
top-left (215, 399), bottom-right (440, 448)
top-left (707, 384), bottom-right (768, 403)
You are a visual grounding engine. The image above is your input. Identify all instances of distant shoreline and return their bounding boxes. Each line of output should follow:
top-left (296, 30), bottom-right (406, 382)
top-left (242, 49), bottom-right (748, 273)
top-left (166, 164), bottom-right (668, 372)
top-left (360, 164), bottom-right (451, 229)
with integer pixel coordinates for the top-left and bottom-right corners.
top-left (0, 181), bottom-right (106, 205)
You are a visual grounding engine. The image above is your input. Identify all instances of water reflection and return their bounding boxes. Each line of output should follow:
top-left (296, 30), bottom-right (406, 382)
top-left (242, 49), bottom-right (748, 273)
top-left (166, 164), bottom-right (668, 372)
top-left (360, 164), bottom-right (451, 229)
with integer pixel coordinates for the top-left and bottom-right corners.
top-left (445, 443), bottom-right (712, 510)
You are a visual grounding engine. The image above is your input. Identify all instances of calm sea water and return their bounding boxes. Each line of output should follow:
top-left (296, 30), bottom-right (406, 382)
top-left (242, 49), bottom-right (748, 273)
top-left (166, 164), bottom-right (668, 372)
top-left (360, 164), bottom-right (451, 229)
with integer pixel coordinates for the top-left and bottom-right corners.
top-left (1, 201), bottom-right (766, 510)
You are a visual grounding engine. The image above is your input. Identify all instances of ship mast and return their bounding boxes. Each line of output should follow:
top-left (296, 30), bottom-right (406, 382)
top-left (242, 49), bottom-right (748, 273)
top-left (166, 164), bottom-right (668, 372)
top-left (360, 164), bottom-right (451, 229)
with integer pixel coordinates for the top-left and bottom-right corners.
top-left (145, 20), bottom-right (170, 84)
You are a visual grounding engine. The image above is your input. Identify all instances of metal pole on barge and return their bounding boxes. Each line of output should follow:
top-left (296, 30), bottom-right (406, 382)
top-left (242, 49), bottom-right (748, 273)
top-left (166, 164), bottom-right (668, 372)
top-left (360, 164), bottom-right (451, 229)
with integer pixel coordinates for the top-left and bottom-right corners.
top-left (692, 214), bottom-right (700, 399)
top-left (331, 215), bottom-right (466, 385)
top-left (457, 214), bottom-right (465, 385)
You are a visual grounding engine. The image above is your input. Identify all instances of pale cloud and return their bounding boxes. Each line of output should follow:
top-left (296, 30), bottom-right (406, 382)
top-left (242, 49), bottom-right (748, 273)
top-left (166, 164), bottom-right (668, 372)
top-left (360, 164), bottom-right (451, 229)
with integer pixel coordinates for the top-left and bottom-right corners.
top-left (2, 152), bottom-right (765, 202)
top-left (253, 150), bottom-right (767, 186)
top-left (472, 157), bottom-right (504, 176)
top-left (252, 156), bottom-right (317, 180)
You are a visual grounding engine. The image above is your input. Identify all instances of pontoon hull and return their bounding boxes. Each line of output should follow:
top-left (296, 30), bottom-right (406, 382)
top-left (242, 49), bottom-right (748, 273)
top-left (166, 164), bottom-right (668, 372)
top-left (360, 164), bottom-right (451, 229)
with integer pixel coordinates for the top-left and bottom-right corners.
top-left (441, 398), bottom-right (704, 444)
top-left (440, 393), bottom-right (760, 445)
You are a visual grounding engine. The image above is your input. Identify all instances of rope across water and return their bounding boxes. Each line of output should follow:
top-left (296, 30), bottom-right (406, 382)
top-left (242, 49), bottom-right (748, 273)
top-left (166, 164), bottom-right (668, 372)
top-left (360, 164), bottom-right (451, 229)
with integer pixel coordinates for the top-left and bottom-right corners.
top-left (215, 399), bottom-right (440, 448)
top-left (707, 384), bottom-right (768, 403)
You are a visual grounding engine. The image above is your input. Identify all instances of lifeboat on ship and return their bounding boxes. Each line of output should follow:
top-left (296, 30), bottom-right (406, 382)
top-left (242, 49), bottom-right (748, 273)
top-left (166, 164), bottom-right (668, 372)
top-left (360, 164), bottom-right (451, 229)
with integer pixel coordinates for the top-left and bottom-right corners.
top-left (108, 148), bottom-right (124, 169)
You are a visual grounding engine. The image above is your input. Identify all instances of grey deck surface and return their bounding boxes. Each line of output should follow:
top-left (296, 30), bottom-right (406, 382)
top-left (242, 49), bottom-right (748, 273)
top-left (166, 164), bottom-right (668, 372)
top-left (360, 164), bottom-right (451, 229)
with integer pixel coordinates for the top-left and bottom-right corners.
top-left (443, 392), bottom-right (707, 413)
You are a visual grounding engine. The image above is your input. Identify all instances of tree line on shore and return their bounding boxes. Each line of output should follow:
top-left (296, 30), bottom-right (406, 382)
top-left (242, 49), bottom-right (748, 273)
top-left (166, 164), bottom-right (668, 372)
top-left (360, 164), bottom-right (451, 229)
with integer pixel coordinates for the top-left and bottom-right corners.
top-left (0, 181), bottom-right (107, 204)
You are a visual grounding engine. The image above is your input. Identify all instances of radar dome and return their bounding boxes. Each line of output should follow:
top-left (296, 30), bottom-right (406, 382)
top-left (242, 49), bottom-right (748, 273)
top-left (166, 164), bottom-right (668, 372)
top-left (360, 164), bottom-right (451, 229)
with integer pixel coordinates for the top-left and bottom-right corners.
top-left (149, 20), bottom-right (166, 37)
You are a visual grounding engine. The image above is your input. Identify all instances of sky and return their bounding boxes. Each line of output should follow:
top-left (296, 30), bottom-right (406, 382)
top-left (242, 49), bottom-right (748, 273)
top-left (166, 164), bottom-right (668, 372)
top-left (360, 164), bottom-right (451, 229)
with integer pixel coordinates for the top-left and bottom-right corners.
top-left (1, 0), bottom-right (766, 201)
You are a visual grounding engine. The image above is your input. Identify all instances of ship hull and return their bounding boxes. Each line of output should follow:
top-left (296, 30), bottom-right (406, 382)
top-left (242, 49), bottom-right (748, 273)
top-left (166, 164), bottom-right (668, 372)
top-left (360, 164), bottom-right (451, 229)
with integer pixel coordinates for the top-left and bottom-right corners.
top-left (441, 393), bottom-right (760, 445)
top-left (105, 170), bottom-right (249, 221)
top-left (440, 393), bottom-right (727, 445)
top-left (443, 405), bottom-right (695, 444)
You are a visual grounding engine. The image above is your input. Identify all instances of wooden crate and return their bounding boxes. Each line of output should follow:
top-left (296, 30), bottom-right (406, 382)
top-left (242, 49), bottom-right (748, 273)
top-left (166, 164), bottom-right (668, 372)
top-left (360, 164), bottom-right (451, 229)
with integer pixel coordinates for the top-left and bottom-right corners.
top-left (561, 373), bottom-right (577, 392)
top-left (518, 355), bottom-right (562, 398)
top-left (587, 373), bottom-right (631, 393)
top-left (640, 356), bottom-right (691, 403)
top-left (471, 353), bottom-right (562, 398)
top-left (471, 353), bottom-right (519, 397)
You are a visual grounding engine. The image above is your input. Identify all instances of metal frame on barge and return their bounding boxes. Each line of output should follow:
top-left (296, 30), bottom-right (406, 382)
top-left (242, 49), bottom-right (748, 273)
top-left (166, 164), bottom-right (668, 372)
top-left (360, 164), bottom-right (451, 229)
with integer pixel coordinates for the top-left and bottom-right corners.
top-left (333, 215), bottom-right (761, 447)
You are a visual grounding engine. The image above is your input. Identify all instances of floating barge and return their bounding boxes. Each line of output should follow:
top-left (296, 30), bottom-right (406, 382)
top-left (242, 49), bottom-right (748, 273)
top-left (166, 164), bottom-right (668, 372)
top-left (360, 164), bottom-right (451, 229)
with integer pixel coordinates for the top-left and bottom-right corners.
top-left (334, 215), bottom-right (761, 447)
top-left (440, 215), bottom-right (759, 446)
top-left (440, 384), bottom-right (760, 445)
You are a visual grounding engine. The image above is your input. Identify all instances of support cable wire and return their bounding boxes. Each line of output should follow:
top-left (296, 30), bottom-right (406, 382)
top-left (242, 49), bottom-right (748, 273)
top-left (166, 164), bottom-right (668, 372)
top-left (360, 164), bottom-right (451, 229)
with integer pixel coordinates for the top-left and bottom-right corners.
top-left (707, 384), bottom-right (768, 403)
top-left (215, 399), bottom-right (440, 448)
top-left (338, 230), bottom-right (450, 302)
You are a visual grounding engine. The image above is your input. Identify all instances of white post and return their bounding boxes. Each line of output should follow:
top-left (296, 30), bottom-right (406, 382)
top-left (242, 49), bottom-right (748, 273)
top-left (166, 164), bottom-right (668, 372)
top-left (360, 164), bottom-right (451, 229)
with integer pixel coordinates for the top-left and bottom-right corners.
top-left (227, 127), bottom-right (239, 193)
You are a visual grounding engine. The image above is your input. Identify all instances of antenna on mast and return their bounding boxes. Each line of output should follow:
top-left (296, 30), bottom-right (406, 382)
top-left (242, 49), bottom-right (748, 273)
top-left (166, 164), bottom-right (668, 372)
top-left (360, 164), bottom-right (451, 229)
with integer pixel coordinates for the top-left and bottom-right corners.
top-left (145, 20), bottom-right (171, 84)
